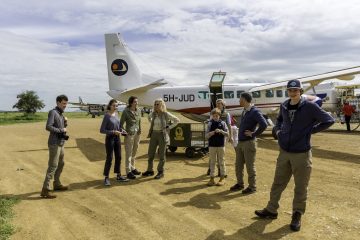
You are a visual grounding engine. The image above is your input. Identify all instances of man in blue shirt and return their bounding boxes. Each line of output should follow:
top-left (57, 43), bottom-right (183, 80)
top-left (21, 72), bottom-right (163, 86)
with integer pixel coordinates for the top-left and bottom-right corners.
top-left (230, 92), bottom-right (267, 194)
top-left (255, 79), bottom-right (335, 231)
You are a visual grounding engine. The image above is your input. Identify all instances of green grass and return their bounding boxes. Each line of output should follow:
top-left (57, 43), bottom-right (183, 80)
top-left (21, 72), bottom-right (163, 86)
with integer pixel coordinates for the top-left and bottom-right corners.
top-left (0, 112), bottom-right (89, 125)
top-left (0, 197), bottom-right (20, 240)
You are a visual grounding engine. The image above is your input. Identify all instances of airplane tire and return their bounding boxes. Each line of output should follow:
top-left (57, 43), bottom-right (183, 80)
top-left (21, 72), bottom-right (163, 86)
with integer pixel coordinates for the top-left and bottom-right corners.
top-left (185, 147), bottom-right (195, 158)
top-left (168, 146), bottom-right (177, 152)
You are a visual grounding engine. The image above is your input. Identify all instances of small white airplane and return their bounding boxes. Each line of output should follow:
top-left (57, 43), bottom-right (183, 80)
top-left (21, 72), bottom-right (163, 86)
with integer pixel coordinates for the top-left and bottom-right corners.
top-left (69, 97), bottom-right (107, 118)
top-left (104, 33), bottom-right (360, 122)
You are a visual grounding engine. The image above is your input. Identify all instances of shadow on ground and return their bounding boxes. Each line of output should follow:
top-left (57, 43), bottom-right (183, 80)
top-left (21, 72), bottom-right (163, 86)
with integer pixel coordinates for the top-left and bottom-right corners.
top-left (205, 218), bottom-right (293, 240)
top-left (75, 138), bottom-right (105, 162)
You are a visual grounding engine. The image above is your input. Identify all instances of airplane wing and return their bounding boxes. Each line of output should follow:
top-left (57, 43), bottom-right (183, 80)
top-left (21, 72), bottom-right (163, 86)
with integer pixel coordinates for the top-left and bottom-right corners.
top-left (68, 102), bottom-right (84, 106)
top-left (248, 66), bottom-right (360, 93)
top-left (107, 78), bottom-right (167, 98)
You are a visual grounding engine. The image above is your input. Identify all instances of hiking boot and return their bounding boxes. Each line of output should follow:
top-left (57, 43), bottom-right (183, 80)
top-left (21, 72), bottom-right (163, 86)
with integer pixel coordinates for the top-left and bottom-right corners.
top-left (40, 188), bottom-right (57, 199)
top-left (53, 184), bottom-right (68, 191)
top-left (127, 172), bottom-right (136, 180)
top-left (154, 172), bottom-right (164, 180)
top-left (142, 170), bottom-right (154, 177)
top-left (242, 187), bottom-right (256, 194)
top-left (207, 177), bottom-right (216, 186)
top-left (216, 177), bottom-right (226, 186)
top-left (229, 183), bottom-right (244, 191)
top-left (132, 169), bottom-right (141, 175)
top-left (255, 208), bottom-right (278, 219)
top-left (290, 211), bottom-right (302, 231)
top-left (116, 175), bottom-right (129, 182)
top-left (104, 177), bottom-right (111, 186)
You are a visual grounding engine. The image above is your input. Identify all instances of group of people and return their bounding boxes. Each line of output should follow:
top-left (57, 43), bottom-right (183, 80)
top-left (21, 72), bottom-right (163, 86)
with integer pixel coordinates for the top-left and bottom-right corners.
top-left (100, 97), bottom-right (180, 185)
top-left (40, 79), bottom-right (336, 232)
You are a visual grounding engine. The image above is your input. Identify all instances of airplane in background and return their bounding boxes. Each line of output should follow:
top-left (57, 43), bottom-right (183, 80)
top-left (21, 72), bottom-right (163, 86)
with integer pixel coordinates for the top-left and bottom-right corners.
top-left (104, 33), bottom-right (360, 124)
top-left (69, 97), bottom-right (107, 118)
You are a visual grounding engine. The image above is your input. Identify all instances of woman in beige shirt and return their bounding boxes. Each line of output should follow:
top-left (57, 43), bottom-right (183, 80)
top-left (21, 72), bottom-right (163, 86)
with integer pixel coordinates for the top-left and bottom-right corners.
top-left (142, 98), bottom-right (179, 179)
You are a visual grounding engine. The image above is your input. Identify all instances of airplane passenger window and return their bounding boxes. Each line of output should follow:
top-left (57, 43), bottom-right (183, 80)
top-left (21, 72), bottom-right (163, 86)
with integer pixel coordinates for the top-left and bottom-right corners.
top-left (266, 90), bottom-right (274, 98)
top-left (237, 90), bottom-right (245, 98)
top-left (276, 90), bottom-right (283, 97)
top-left (252, 91), bottom-right (261, 98)
top-left (198, 91), bottom-right (209, 99)
top-left (224, 91), bottom-right (234, 99)
top-left (285, 90), bottom-right (289, 97)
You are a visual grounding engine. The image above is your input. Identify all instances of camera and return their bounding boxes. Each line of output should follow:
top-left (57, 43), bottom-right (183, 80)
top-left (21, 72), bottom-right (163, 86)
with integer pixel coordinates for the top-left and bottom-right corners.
top-left (58, 132), bottom-right (70, 141)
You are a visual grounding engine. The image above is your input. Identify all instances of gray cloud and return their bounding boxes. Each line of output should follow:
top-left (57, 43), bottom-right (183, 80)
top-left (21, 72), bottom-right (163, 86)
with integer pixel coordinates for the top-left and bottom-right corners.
top-left (1, 0), bottom-right (360, 110)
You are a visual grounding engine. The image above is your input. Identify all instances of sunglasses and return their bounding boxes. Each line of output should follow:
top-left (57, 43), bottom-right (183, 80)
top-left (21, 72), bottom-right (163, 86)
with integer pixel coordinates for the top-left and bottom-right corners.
top-left (154, 103), bottom-right (160, 106)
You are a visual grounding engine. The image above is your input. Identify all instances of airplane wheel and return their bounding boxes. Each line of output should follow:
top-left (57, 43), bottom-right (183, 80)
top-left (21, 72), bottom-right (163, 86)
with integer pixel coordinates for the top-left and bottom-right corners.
top-left (185, 147), bottom-right (195, 158)
top-left (168, 146), bottom-right (177, 152)
top-left (92, 114), bottom-right (96, 118)
top-left (201, 147), bottom-right (209, 155)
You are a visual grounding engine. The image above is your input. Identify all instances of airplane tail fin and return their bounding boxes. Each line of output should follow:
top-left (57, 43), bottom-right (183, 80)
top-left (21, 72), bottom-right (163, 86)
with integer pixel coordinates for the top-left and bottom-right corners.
top-left (79, 97), bottom-right (84, 104)
top-left (104, 33), bottom-right (167, 100)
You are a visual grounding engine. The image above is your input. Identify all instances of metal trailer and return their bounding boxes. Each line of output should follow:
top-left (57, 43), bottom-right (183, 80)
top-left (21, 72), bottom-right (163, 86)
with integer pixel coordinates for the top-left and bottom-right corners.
top-left (168, 123), bottom-right (209, 158)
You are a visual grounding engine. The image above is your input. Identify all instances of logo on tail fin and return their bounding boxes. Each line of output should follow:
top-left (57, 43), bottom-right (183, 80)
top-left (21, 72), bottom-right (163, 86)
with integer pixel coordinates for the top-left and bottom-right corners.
top-left (111, 59), bottom-right (128, 76)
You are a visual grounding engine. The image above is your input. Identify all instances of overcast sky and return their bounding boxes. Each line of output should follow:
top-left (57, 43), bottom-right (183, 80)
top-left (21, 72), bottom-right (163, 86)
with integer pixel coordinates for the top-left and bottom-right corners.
top-left (1, 0), bottom-right (360, 110)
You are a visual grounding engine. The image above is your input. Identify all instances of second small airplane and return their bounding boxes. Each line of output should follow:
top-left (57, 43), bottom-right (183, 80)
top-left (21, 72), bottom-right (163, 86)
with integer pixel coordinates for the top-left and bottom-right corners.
top-left (69, 97), bottom-right (107, 118)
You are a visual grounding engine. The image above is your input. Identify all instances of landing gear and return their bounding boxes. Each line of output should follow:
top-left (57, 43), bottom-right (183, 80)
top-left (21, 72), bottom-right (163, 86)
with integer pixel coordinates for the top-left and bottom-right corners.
top-left (168, 146), bottom-right (177, 152)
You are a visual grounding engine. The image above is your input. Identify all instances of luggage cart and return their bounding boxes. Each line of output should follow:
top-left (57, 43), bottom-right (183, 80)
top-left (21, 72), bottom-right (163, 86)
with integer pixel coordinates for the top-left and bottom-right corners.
top-left (168, 123), bottom-right (209, 158)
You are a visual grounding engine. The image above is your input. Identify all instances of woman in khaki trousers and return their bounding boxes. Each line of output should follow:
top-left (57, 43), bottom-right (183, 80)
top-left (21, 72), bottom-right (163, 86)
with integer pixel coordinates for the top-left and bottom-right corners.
top-left (142, 98), bottom-right (179, 179)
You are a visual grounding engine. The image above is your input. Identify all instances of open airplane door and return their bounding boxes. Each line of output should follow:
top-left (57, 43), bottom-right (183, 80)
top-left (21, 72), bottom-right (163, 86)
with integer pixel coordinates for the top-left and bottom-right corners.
top-left (209, 71), bottom-right (226, 110)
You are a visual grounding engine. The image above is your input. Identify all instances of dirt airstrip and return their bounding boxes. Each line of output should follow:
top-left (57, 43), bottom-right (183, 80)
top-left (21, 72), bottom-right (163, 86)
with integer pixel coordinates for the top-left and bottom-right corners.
top-left (0, 116), bottom-right (359, 240)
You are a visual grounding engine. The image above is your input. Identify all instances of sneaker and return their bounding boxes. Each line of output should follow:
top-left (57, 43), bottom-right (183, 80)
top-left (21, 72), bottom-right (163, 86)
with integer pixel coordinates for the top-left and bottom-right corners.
top-left (40, 188), bottom-right (57, 199)
top-left (207, 177), bottom-right (216, 186)
top-left (132, 169), bottom-right (141, 175)
top-left (229, 183), bottom-right (244, 191)
top-left (127, 172), bottom-right (136, 180)
top-left (216, 170), bottom-right (227, 178)
top-left (53, 184), bottom-right (69, 191)
top-left (104, 177), bottom-right (111, 186)
top-left (290, 211), bottom-right (302, 231)
top-left (242, 187), bottom-right (256, 194)
top-left (116, 175), bottom-right (129, 182)
top-left (216, 177), bottom-right (226, 186)
top-left (142, 170), bottom-right (155, 177)
top-left (154, 172), bottom-right (164, 180)
top-left (254, 208), bottom-right (278, 219)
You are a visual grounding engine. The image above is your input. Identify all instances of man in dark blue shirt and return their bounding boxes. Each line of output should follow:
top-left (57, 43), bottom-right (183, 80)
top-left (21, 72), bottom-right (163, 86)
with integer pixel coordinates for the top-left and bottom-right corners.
top-left (230, 92), bottom-right (267, 194)
top-left (255, 79), bottom-right (335, 232)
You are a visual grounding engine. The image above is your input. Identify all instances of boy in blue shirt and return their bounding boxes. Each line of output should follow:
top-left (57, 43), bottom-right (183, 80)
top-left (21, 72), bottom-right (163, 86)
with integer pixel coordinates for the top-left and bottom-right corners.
top-left (206, 108), bottom-right (229, 186)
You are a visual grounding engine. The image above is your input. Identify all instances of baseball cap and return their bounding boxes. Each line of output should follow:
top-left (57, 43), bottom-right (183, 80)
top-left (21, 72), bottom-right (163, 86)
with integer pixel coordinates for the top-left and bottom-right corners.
top-left (287, 79), bottom-right (302, 89)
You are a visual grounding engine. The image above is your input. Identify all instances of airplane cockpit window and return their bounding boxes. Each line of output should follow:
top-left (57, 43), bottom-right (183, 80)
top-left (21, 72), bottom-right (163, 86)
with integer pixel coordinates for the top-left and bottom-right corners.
top-left (224, 91), bottom-right (234, 99)
top-left (237, 90), bottom-right (245, 98)
top-left (198, 91), bottom-right (209, 99)
top-left (276, 89), bottom-right (283, 97)
top-left (266, 90), bottom-right (274, 98)
top-left (252, 91), bottom-right (261, 98)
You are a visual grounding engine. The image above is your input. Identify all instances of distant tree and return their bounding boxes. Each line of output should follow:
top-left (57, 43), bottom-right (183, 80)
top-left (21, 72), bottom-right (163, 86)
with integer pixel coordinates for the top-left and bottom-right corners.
top-left (13, 90), bottom-right (45, 114)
